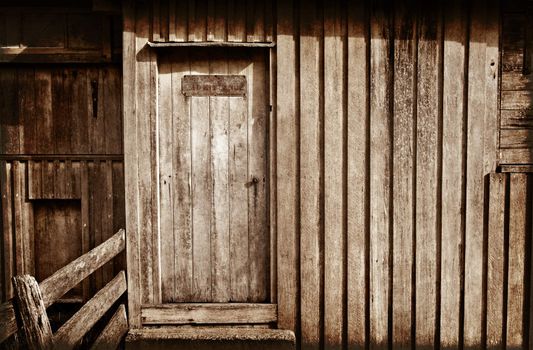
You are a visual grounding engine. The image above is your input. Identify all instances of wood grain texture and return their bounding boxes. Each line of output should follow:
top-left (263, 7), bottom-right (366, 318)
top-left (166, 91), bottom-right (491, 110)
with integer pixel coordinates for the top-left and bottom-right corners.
top-left (276, 0), bottom-right (299, 334)
top-left (0, 301), bottom-right (18, 344)
top-left (464, 0), bottom-right (489, 346)
top-left (346, 1), bottom-right (369, 348)
top-left (486, 173), bottom-right (507, 348)
top-left (391, 3), bottom-right (416, 349)
top-left (323, 0), bottom-right (345, 348)
top-left (415, 2), bottom-right (441, 347)
top-left (53, 271), bottom-right (127, 350)
top-left (141, 303), bottom-right (277, 324)
top-left (90, 304), bottom-right (128, 350)
top-left (369, 2), bottom-right (392, 348)
top-left (39, 229), bottom-right (125, 308)
top-left (506, 174), bottom-right (528, 349)
top-left (299, 0), bottom-right (322, 348)
top-left (440, 1), bottom-right (467, 347)
top-left (12, 275), bottom-right (53, 350)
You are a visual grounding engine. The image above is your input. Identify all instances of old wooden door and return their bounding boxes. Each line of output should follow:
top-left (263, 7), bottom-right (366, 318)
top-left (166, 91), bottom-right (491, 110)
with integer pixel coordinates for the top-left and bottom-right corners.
top-left (157, 48), bottom-right (270, 304)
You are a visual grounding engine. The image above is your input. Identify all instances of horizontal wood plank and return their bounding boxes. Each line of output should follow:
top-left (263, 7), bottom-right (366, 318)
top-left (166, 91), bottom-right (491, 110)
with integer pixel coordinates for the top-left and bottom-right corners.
top-left (147, 41), bottom-right (275, 48)
top-left (499, 148), bottom-right (533, 164)
top-left (141, 303), bottom-right (277, 325)
top-left (39, 229), bottom-right (125, 308)
top-left (0, 301), bottom-right (18, 344)
top-left (501, 90), bottom-right (533, 110)
top-left (501, 110), bottom-right (533, 128)
top-left (53, 271), bottom-right (127, 349)
top-left (90, 304), bottom-right (128, 350)
top-left (500, 129), bottom-right (533, 148)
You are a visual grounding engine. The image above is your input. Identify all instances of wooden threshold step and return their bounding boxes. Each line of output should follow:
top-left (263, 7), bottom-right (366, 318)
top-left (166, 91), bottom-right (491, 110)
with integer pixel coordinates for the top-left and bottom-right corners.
top-left (125, 327), bottom-right (295, 350)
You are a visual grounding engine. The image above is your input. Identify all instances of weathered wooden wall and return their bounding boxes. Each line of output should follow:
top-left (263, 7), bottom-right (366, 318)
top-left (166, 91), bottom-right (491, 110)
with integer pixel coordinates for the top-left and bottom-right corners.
top-left (0, 4), bottom-right (124, 309)
top-left (500, 1), bottom-right (533, 164)
top-left (123, 0), bottom-right (513, 349)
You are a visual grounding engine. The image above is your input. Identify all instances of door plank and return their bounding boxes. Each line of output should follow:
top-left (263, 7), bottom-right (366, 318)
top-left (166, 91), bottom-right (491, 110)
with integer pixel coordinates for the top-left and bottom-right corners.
top-left (247, 50), bottom-right (269, 302)
top-left (172, 51), bottom-right (194, 302)
top-left (158, 55), bottom-right (175, 302)
top-left (209, 52), bottom-right (231, 303)
top-left (191, 95), bottom-right (212, 302)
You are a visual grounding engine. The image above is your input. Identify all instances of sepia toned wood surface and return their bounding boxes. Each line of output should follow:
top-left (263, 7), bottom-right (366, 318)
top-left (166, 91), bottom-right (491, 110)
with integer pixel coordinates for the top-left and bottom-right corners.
top-left (120, 0), bottom-right (509, 349)
top-left (157, 49), bottom-right (269, 304)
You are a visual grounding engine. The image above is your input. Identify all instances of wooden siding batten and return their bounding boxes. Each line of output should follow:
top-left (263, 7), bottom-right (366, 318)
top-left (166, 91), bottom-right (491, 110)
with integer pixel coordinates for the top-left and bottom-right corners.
top-left (123, 0), bottom-right (141, 328)
top-left (392, 1), bottom-right (417, 348)
top-left (369, 0), bottom-right (393, 348)
top-left (346, 0), bottom-right (369, 348)
top-left (299, 0), bottom-right (322, 348)
top-left (464, 0), bottom-right (488, 347)
top-left (440, 0), bottom-right (468, 347)
top-left (415, 1), bottom-right (442, 347)
top-left (324, 0), bottom-right (346, 348)
top-left (276, 0), bottom-right (299, 339)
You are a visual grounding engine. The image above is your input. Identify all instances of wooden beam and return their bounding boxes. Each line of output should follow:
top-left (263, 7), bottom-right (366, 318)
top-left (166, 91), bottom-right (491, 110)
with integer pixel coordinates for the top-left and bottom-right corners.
top-left (39, 229), bottom-right (125, 308)
top-left (141, 303), bottom-right (277, 325)
top-left (53, 271), bottom-right (127, 349)
top-left (12, 275), bottom-right (53, 350)
top-left (0, 301), bottom-right (18, 344)
top-left (90, 304), bottom-right (128, 350)
top-left (147, 41), bottom-right (275, 48)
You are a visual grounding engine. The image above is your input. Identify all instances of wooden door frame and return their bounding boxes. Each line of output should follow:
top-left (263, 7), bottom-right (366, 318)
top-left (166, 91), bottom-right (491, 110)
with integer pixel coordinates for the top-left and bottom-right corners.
top-left (123, 23), bottom-right (277, 325)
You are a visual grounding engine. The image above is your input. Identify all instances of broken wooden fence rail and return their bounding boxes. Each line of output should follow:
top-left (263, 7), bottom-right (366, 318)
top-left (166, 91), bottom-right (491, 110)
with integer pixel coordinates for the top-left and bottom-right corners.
top-left (2, 228), bottom-right (127, 349)
top-left (0, 300), bottom-right (18, 344)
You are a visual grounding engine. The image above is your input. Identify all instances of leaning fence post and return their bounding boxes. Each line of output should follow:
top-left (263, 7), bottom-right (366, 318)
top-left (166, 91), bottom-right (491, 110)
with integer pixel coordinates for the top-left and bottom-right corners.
top-left (12, 275), bottom-right (53, 350)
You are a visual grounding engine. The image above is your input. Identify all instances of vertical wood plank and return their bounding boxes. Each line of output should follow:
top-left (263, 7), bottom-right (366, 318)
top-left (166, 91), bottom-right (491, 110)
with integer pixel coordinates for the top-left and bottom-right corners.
top-left (415, 2), bottom-right (442, 347)
top-left (41, 161), bottom-right (55, 199)
top-left (1, 162), bottom-right (13, 300)
top-left (188, 0), bottom-right (207, 42)
top-left (81, 161), bottom-right (90, 300)
top-left (52, 69), bottom-right (71, 154)
top-left (486, 173), bottom-right (507, 349)
top-left (168, 0), bottom-right (177, 41)
top-left (71, 68), bottom-right (89, 154)
top-left (228, 94), bottom-right (249, 301)
top-left (158, 55), bottom-right (175, 302)
top-left (246, 0), bottom-right (265, 42)
top-left (28, 160), bottom-right (41, 200)
top-left (34, 69), bottom-right (53, 154)
top-left (0, 68), bottom-right (19, 154)
top-left (299, 0), bottom-right (322, 347)
top-left (347, 0), bottom-right (369, 348)
top-left (102, 160), bottom-right (114, 283)
top-left (12, 161), bottom-right (24, 276)
top-left (276, 0), bottom-right (299, 334)
top-left (136, 0), bottom-right (156, 305)
top-left (227, 0), bottom-right (246, 42)
top-left (369, 2), bottom-right (392, 348)
top-left (175, 0), bottom-right (189, 42)
top-left (191, 94), bottom-right (212, 302)
top-left (324, 0), bottom-right (345, 348)
top-left (392, 3), bottom-right (416, 348)
top-left (464, 1), bottom-right (489, 346)
top-left (247, 51), bottom-right (269, 302)
top-left (0, 67), bottom-right (21, 154)
top-left (21, 68), bottom-right (36, 154)
top-left (483, 0), bottom-right (499, 175)
top-left (209, 53), bottom-right (231, 303)
top-left (123, 0), bottom-right (141, 327)
top-left (506, 173), bottom-right (528, 349)
top-left (171, 51), bottom-right (194, 302)
top-left (440, 1), bottom-right (467, 347)
top-left (104, 68), bottom-right (123, 155)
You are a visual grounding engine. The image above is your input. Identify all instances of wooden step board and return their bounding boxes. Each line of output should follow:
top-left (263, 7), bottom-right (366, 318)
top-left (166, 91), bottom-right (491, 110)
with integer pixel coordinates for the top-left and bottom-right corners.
top-left (125, 327), bottom-right (295, 350)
